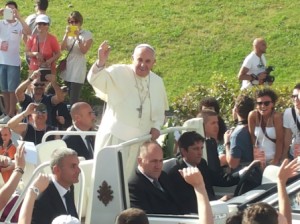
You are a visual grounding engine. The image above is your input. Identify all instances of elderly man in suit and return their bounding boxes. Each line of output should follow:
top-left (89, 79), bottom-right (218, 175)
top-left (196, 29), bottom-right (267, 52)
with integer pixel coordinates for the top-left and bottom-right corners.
top-left (128, 140), bottom-right (182, 215)
top-left (31, 147), bottom-right (80, 224)
top-left (62, 102), bottom-right (96, 160)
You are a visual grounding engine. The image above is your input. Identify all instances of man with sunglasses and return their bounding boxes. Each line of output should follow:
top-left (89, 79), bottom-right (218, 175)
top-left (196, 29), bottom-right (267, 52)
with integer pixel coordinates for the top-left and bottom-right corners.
top-left (238, 38), bottom-right (269, 90)
top-left (283, 83), bottom-right (300, 159)
top-left (15, 69), bottom-right (64, 126)
top-left (8, 103), bottom-right (56, 144)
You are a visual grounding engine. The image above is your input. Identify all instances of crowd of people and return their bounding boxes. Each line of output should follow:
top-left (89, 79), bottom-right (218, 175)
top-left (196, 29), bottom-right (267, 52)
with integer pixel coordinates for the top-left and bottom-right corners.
top-left (0, 0), bottom-right (300, 223)
top-left (0, 0), bottom-right (93, 125)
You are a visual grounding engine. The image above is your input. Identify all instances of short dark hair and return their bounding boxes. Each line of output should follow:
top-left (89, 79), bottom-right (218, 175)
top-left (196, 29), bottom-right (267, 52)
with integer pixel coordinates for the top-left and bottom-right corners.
top-left (226, 212), bottom-right (243, 224)
top-left (255, 88), bottom-right (278, 103)
top-left (199, 97), bottom-right (220, 114)
top-left (5, 1), bottom-right (18, 9)
top-left (35, 0), bottom-right (48, 11)
top-left (178, 131), bottom-right (205, 151)
top-left (242, 202), bottom-right (278, 224)
top-left (235, 95), bottom-right (254, 120)
top-left (294, 83), bottom-right (300, 90)
top-left (196, 109), bottom-right (218, 124)
top-left (115, 208), bottom-right (149, 224)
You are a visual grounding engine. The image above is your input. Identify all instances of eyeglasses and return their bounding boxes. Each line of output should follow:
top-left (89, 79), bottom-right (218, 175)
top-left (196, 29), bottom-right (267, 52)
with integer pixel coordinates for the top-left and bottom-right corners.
top-left (68, 20), bottom-right (79, 25)
top-left (34, 83), bottom-right (45, 87)
top-left (256, 101), bottom-right (272, 106)
top-left (292, 95), bottom-right (299, 100)
top-left (37, 22), bottom-right (49, 26)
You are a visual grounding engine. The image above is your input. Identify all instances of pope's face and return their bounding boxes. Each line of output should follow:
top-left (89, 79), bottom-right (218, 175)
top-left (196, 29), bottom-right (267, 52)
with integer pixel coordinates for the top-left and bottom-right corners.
top-left (132, 47), bottom-right (156, 77)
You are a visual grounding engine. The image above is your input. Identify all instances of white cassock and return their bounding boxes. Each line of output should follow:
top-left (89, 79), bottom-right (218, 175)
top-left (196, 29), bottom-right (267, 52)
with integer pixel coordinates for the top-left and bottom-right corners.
top-left (87, 63), bottom-right (169, 153)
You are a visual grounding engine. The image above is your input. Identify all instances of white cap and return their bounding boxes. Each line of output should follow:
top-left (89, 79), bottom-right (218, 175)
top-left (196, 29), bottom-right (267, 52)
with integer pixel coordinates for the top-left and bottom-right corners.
top-left (51, 215), bottom-right (80, 224)
top-left (36, 14), bottom-right (50, 24)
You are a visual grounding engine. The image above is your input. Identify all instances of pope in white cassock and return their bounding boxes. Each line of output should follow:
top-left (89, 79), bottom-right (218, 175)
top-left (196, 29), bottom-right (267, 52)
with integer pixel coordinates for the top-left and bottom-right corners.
top-left (87, 41), bottom-right (169, 153)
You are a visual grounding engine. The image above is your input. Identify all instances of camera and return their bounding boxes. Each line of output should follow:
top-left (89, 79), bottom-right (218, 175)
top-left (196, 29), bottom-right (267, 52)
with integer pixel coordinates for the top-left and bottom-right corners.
top-left (263, 66), bottom-right (275, 83)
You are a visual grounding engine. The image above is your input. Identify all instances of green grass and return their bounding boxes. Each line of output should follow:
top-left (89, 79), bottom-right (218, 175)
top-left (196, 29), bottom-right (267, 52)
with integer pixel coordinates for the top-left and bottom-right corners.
top-left (16, 0), bottom-right (300, 102)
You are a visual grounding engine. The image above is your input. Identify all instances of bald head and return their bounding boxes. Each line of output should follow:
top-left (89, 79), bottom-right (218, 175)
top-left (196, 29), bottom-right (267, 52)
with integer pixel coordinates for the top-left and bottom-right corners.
top-left (252, 38), bottom-right (267, 55)
top-left (70, 102), bottom-right (95, 130)
top-left (70, 102), bottom-right (90, 118)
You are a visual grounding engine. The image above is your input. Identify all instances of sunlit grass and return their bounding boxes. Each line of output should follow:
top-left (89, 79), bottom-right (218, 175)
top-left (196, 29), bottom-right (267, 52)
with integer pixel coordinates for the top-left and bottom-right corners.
top-left (17, 0), bottom-right (300, 102)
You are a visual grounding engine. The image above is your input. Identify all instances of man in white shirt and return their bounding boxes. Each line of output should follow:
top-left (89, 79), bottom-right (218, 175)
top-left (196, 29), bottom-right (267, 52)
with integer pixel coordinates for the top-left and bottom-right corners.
top-left (87, 41), bottom-right (169, 152)
top-left (283, 83), bottom-right (300, 159)
top-left (238, 38), bottom-right (269, 90)
top-left (0, 1), bottom-right (31, 123)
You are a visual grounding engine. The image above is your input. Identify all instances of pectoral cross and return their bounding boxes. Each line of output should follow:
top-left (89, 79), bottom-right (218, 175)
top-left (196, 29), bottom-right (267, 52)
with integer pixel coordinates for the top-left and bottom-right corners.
top-left (137, 105), bottom-right (142, 118)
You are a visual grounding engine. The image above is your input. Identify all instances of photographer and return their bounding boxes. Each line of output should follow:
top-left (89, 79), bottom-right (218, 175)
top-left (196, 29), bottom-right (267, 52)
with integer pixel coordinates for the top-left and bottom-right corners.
top-left (7, 103), bottom-right (57, 145)
top-left (15, 70), bottom-right (64, 127)
top-left (238, 38), bottom-right (274, 90)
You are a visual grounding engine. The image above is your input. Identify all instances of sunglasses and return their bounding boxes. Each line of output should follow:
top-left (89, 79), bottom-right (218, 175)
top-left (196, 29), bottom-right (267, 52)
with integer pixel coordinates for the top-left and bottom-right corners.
top-left (34, 111), bottom-right (47, 115)
top-left (292, 94), bottom-right (299, 100)
top-left (34, 83), bottom-right (45, 87)
top-left (256, 101), bottom-right (272, 106)
top-left (37, 22), bottom-right (49, 26)
top-left (68, 20), bottom-right (79, 25)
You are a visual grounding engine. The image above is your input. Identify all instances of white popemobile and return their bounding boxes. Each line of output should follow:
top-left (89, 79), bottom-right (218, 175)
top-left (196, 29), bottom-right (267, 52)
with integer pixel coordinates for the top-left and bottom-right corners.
top-left (5, 118), bottom-right (300, 224)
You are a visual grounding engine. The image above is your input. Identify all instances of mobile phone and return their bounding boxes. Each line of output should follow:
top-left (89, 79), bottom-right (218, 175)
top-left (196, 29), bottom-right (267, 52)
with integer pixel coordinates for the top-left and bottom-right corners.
top-left (39, 68), bottom-right (51, 81)
top-left (3, 8), bottom-right (13, 20)
top-left (68, 25), bottom-right (77, 37)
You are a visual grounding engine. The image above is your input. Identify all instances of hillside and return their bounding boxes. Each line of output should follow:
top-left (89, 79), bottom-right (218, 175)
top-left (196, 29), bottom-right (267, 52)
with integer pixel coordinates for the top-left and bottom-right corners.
top-left (17, 0), bottom-right (300, 101)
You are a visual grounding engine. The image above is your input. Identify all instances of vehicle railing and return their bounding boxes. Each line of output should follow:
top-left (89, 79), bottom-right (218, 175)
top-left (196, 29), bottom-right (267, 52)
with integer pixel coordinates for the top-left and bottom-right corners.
top-left (42, 130), bottom-right (98, 143)
top-left (5, 161), bottom-right (85, 223)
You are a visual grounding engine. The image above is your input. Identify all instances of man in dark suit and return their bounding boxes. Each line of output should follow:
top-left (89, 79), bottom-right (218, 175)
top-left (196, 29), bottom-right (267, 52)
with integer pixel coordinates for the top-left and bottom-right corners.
top-left (165, 131), bottom-right (240, 214)
top-left (31, 147), bottom-right (81, 224)
top-left (128, 140), bottom-right (183, 215)
top-left (62, 102), bottom-right (96, 160)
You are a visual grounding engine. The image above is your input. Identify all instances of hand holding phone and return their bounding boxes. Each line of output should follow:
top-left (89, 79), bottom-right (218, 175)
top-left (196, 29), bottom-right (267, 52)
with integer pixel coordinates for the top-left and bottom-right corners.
top-left (68, 25), bottom-right (77, 37)
top-left (3, 8), bottom-right (13, 20)
top-left (39, 68), bottom-right (51, 81)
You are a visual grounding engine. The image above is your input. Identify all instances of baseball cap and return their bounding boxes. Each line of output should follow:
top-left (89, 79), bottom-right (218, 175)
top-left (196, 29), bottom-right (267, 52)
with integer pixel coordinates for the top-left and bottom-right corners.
top-left (34, 103), bottom-right (47, 113)
top-left (36, 14), bottom-right (50, 24)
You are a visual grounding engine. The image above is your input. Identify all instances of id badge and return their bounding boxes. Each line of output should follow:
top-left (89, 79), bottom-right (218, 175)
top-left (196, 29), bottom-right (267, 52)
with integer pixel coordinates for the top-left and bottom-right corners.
top-left (0, 41), bottom-right (9, 51)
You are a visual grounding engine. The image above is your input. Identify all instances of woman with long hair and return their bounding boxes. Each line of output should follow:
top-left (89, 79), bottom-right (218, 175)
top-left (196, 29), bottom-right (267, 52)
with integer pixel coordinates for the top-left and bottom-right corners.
top-left (248, 88), bottom-right (283, 165)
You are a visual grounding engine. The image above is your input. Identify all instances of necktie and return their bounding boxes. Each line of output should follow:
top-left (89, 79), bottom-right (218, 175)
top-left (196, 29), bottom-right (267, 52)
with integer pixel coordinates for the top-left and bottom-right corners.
top-left (85, 135), bottom-right (94, 159)
top-left (153, 179), bottom-right (164, 192)
top-left (64, 190), bottom-right (78, 218)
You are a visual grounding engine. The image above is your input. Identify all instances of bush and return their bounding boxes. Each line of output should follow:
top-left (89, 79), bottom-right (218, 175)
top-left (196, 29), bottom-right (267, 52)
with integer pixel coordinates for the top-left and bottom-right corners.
top-left (171, 74), bottom-right (294, 127)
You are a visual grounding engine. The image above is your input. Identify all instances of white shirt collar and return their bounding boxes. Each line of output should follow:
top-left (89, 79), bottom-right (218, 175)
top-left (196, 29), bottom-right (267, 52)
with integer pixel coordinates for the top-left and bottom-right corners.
top-left (183, 158), bottom-right (196, 168)
top-left (138, 165), bottom-right (155, 183)
top-left (52, 175), bottom-right (69, 197)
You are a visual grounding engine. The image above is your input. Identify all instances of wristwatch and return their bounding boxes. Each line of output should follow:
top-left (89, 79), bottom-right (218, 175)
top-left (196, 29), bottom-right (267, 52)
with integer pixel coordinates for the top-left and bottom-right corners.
top-left (30, 186), bottom-right (40, 197)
